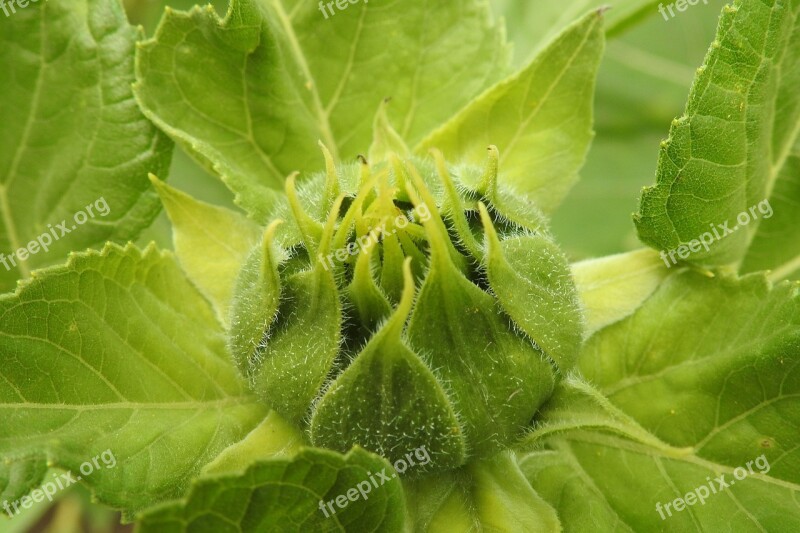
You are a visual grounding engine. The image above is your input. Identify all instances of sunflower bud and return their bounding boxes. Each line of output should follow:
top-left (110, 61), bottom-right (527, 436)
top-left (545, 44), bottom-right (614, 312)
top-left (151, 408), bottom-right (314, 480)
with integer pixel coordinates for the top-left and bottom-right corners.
top-left (229, 146), bottom-right (583, 472)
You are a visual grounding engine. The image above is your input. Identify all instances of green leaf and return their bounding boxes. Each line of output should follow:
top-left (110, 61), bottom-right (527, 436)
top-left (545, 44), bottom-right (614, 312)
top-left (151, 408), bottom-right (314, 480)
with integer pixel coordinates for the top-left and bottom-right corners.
top-left (151, 176), bottom-right (261, 326)
top-left (419, 10), bottom-right (605, 212)
top-left (571, 248), bottom-right (670, 337)
top-left (522, 434), bottom-right (800, 532)
top-left (134, 0), bottom-right (300, 223)
top-left (480, 204), bottom-right (584, 371)
top-left (580, 272), bottom-right (800, 477)
top-left (0, 0), bottom-right (173, 293)
top-left (738, 6), bottom-right (800, 279)
top-left (137, 447), bottom-right (406, 533)
top-left (134, 0), bottom-right (509, 221)
top-left (635, 0), bottom-right (800, 269)
top-left (521, 446), bottom-right (633, 532)
top-left (0, 244), bottom-right (266, 512)
top-left (743, 134), bottom-right (800, 279)
top-left (310, 260), bottom-right (467, 471)
top-left (518, 271), bottom-right (800, 531)
top-left (265, 0), bottom-right (510, 154)
top-left (549, 1), bottom-right (724, 259)
top-left (405, 451), bottom-right (560, 532)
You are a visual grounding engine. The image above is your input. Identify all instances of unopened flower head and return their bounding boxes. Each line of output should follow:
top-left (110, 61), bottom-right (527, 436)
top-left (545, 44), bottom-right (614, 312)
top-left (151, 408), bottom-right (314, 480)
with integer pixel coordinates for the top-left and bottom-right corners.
top-left (228, 145), bottom-right (583, 472)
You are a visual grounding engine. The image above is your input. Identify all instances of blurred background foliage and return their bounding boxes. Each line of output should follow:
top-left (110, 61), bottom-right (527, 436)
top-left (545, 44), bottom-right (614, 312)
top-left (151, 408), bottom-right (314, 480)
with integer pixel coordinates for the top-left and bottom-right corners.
top-left (496, 0), bottom-right (723, 258)
top-left (1, 1), bottom-right (724, 531)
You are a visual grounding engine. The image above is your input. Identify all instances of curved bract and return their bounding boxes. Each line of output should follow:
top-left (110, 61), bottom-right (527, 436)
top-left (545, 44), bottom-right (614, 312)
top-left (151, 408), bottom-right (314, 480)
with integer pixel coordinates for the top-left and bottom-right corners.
top-left (229, 147), bottom-right (584, 471)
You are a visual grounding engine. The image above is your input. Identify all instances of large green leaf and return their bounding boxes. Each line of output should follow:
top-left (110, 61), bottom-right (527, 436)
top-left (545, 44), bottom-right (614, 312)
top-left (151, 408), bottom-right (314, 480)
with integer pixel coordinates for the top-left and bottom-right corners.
top-left (522, 434), bottom-right (800, 532)
top-left (580, 272), bottom-right (800, 474)
top-left (0, 0), bottom-right (173, 293)
top-left (520, 271), bottom-right (800, 530)
top-left (137, 447), bottom-right (406, 533)
top-left (635, 0), bottom-right (800, 270)
top-left (134, 0), bottom-right (509, 222)
top-left (0, 244), bottom-right (266, 513)
top-left (419, 10), bottom-right (605, 212)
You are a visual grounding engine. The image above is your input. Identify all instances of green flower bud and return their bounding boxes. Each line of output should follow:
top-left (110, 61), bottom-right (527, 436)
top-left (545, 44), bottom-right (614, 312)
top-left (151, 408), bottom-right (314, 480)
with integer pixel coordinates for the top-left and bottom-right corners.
top-left (229, 146), bottom-right (583, 473)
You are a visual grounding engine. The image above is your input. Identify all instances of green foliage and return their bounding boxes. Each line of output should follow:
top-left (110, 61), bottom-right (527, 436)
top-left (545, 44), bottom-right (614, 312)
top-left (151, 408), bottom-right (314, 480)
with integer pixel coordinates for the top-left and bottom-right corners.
top-left (635, 0), bottom-right (800, 271)
top-left (0, 0), bottom-right (798, 531)
top-left (0, 243), bottom-right (266, 512)
top-left (150, 175), bottom-right (262, 325)
top-left (0, 0), bottom-right (173, 292)
top-left (133, 0), bottom-right (512, 222)
top-left (520, 268), bottom-right (800, 530)
top-left (420, 11), bottom-right (605, 211)
top-left (137, 447), bottom-right (405, 532)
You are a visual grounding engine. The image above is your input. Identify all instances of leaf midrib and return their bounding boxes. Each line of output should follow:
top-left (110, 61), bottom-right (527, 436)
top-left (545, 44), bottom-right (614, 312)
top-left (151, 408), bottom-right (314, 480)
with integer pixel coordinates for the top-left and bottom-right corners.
top-left (561, 431), bottom-right (800, 493)
top-left (270, 0), bottom-right (339, 158)
top-left (499, 14), bottom-right (600, 168)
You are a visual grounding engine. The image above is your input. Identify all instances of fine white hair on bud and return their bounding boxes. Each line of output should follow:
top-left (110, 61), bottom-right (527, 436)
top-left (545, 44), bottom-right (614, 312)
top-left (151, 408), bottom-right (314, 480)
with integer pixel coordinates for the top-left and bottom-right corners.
top-left (228, 147), bottom-right (584, 472)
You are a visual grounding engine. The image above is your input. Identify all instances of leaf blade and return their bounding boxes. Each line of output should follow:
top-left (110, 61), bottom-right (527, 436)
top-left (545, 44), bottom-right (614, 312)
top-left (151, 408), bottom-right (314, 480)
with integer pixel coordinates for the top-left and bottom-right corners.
top-left (418, 10), bottom-right (605, 212)
top-left (0, 244), bottom-right (267, 512)
top-left (0, 0), bottom-right (173, 292)
top-left (635, 0), bottom-right (800, 269)
top-left (137, 447), bottom-right (406, 533)
top-left (134, 0), bottom-right (510, 221)
top-left (151, 176), bottom-right (262, 327)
